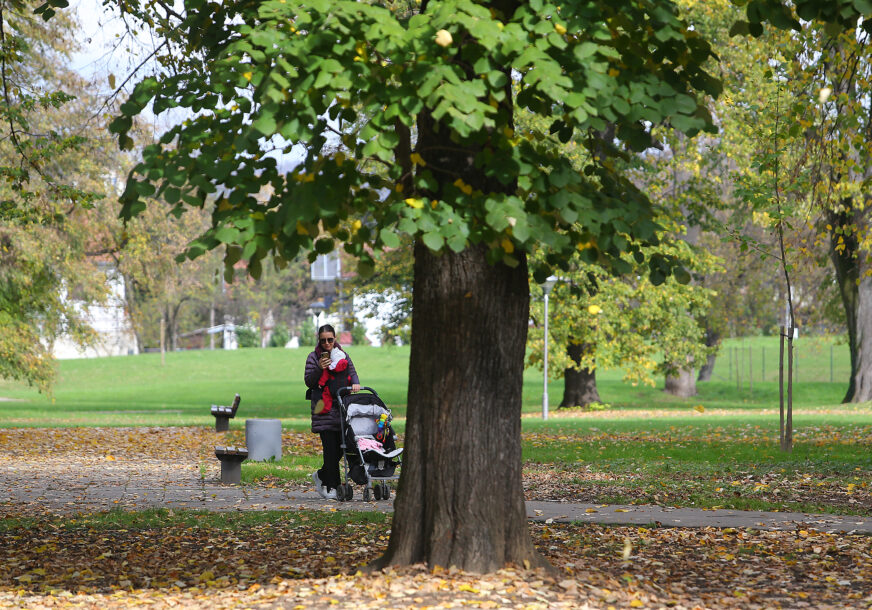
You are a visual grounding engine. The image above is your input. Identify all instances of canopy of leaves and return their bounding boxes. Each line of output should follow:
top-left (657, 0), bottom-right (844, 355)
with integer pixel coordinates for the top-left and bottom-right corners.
top-left (104, 0), bottom-right (721, 283)
top-left (733, 0), bottom-right (872, 37)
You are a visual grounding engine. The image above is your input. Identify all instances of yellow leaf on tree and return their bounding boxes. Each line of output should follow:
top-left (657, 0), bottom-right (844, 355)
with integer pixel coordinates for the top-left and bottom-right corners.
top-left (501, 238), bottom-right (514, 253)
top-left (435, 29), bottom-right (453, 47)
top-left (453, 178), bottom-right (473, 195)
top-left (405, 198), bottom-right (424, 209)
top-left (409, 152), bottom-right (426, 166)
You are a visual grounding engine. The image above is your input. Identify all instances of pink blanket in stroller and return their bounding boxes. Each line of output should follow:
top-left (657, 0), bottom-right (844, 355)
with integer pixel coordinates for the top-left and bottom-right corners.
top-left (357, 437), bottom-right (383, 451)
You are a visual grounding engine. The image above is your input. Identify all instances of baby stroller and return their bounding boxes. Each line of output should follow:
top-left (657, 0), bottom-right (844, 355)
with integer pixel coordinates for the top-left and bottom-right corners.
top-left (335, 386), bottom-right (402, 502)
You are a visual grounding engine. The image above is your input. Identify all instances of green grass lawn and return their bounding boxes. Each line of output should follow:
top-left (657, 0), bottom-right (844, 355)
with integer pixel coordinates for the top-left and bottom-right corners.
top-left (0, 335), bottom-right (855, 427)
top-left (0, 346), bottom-right (411, 428)
top-left (1, 336), bottom-right (869, 515)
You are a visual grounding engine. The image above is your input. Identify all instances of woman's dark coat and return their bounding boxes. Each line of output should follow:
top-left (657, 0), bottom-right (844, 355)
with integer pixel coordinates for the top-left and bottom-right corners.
top-left (304, 343), bottom-right (360, 433)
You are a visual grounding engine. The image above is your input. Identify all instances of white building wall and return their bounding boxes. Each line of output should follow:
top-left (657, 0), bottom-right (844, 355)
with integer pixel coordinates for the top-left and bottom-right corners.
top-left (52, 268), bottom-right (138, 359)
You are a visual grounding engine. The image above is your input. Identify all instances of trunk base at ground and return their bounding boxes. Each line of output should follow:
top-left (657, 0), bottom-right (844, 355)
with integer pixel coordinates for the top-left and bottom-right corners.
top-left (665, 368), bottom-right (697, 397)
top-left (560, 341), bottom-right (601, 407)
top-left (372, 244), bottom-right (548, 574)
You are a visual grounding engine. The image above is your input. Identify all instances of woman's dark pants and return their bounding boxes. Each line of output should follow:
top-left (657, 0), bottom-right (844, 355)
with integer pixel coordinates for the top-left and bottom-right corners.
top-left (318, 430), bottom-right (342, 491)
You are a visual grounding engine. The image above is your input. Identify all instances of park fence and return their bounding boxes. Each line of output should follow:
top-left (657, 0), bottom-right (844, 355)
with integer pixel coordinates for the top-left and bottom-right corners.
top-left (713, 342), bottom-right (851, 386)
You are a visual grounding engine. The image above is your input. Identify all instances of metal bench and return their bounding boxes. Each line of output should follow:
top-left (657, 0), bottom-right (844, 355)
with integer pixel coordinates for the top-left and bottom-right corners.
top-left (214, 446), bottom-right (248, 484)
top-left (211, 394), bottom-right (241, 432)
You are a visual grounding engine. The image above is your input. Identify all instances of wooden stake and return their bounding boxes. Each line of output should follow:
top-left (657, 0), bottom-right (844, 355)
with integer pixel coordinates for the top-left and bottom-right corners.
top-left (786, 328), bottom-right (794, 453)
top-left (779, 326), bottom-right (785, 450)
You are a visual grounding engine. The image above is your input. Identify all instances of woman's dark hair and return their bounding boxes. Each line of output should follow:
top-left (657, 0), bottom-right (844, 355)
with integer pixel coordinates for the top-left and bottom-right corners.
top-left (315, 324), bottom-right (337, 349)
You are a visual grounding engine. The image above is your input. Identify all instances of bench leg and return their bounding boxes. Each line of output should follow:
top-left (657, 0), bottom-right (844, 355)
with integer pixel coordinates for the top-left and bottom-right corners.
top-left (215, 416), bottom-right (230, 432)
top-left (219, 458), bottom-right (243, 484)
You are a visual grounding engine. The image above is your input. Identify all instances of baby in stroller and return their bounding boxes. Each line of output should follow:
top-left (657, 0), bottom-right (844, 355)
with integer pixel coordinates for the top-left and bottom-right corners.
top-left (312, 346), bottom-right (348, 415)
top-left (334, 386), bottom-right (403, 502)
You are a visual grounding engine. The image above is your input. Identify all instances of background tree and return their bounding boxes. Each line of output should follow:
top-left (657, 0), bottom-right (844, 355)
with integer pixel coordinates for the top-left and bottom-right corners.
top-left (351, 240), bottom-right (414, 346)
top-left (528, 233), bottom-right (715, 406)
top-left (108, 200), bottom-right (221, 350)
top-left (731, 1), bottom-right (872, 401)
top-left (0, 3), bottom-right (111, 389)
top-left (86, 0), bottom-right (720, 571)
top-left (222, 254), bottom-right (319, 347)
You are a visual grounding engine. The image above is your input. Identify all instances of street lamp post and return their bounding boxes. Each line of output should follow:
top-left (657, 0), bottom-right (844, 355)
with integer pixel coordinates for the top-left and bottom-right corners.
top-left (541, 276), bottom-right (558, 420)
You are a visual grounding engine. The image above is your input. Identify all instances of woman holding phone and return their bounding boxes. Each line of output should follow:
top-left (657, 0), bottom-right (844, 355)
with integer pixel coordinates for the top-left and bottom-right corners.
top-left (304, 324), bottom-right (361, 500)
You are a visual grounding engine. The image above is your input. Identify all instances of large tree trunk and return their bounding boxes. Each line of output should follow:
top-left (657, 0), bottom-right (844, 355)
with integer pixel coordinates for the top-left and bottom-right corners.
top-left (665, 367), bottom-right (697, 397)
top-left (374, 243), bottom-right (546, 573)
top-left (374, 4), bottom-right (545, 571)
top-left (560, 341), bottom-right (601, 407)
top-left (829, 207), bottom-right (872, 402)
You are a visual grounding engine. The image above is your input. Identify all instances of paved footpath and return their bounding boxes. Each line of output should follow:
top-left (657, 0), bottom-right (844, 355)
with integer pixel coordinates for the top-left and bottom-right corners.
top-left (1, 452), bottom-right (870, 534)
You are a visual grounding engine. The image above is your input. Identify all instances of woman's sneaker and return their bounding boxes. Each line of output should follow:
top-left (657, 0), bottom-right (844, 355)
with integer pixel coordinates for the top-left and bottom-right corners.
top-left (311, 472), bottom-right (328, 499)
top-left (324, 488), bottom-right (338, 500)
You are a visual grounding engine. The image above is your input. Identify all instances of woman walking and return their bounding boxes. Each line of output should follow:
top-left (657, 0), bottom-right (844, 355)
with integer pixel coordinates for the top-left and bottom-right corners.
top-left (304, 324), bottom-right (360, 499)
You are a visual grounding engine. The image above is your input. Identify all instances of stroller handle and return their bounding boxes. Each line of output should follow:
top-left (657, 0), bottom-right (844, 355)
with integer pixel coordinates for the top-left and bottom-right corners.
top-left (337, 385), bottom-right (377, 398)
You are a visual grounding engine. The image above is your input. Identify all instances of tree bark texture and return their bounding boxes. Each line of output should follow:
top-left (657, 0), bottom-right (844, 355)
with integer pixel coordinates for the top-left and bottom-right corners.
top-left (665, 368), bottom-right (697, 397)
top-left (560, 341), bottom-right (601, 407)
top-left (696, 329), bottom-right (720, 382)
top-left (375, 242), bottom-right (546, 573)
top-left (829, 206), bottom-right (872, 402)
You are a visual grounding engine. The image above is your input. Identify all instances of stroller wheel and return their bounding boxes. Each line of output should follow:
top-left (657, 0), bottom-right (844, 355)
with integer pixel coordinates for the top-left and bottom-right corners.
top-left (380, 483), bottom-right (390, 500)
top-left (373, 484), bottom-right (382, 501)
top-left (335, 485), bottom-right (346, 502)
top-left (342, 483), bottom-right (353, 501)
top-left (363, 487), bottom-right (372, 502)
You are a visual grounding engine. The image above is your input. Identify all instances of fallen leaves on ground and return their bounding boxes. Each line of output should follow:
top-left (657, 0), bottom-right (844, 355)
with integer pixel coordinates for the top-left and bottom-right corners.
top-left (522, 463), bottom-right (872, 515)
top-left (1, 427), bottom-right (871, 608)
top-left (521, 429), bottom-right (872, 515)
top-left (1, 515), bottom-right (871, 609)
top-left (0, 427), bottom-right (321, 461)
top-left (522, 423), bottom-right (872, 447)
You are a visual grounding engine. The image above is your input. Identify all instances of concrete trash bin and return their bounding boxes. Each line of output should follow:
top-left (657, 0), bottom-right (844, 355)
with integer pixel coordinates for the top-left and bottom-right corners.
top-left (245, 418), bottom-right (282, 461)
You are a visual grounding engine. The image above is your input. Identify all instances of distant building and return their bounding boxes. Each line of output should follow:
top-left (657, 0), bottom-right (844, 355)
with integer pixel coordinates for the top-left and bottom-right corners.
top-left (52, 264), bottom-right (138, 359)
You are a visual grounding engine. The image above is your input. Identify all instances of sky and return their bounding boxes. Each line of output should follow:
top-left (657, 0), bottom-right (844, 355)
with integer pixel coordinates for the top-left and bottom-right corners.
top-left (71, 0), bottom-right (128, 80)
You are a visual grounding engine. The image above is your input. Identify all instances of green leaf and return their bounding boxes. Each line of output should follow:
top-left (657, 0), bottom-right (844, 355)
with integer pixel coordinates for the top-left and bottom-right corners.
top-left (252, 110), bottom-right (278, 136)
top-left (380, 228), bottom-right (401, 249)
top-left (314, 238), bottom-right (334, 254)
top-left (215, 226), bottom-right (240, 244)
top-left (421, 231), bottom-right (444, 251)
top-left (487, 70), bottom-right (508, 88)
